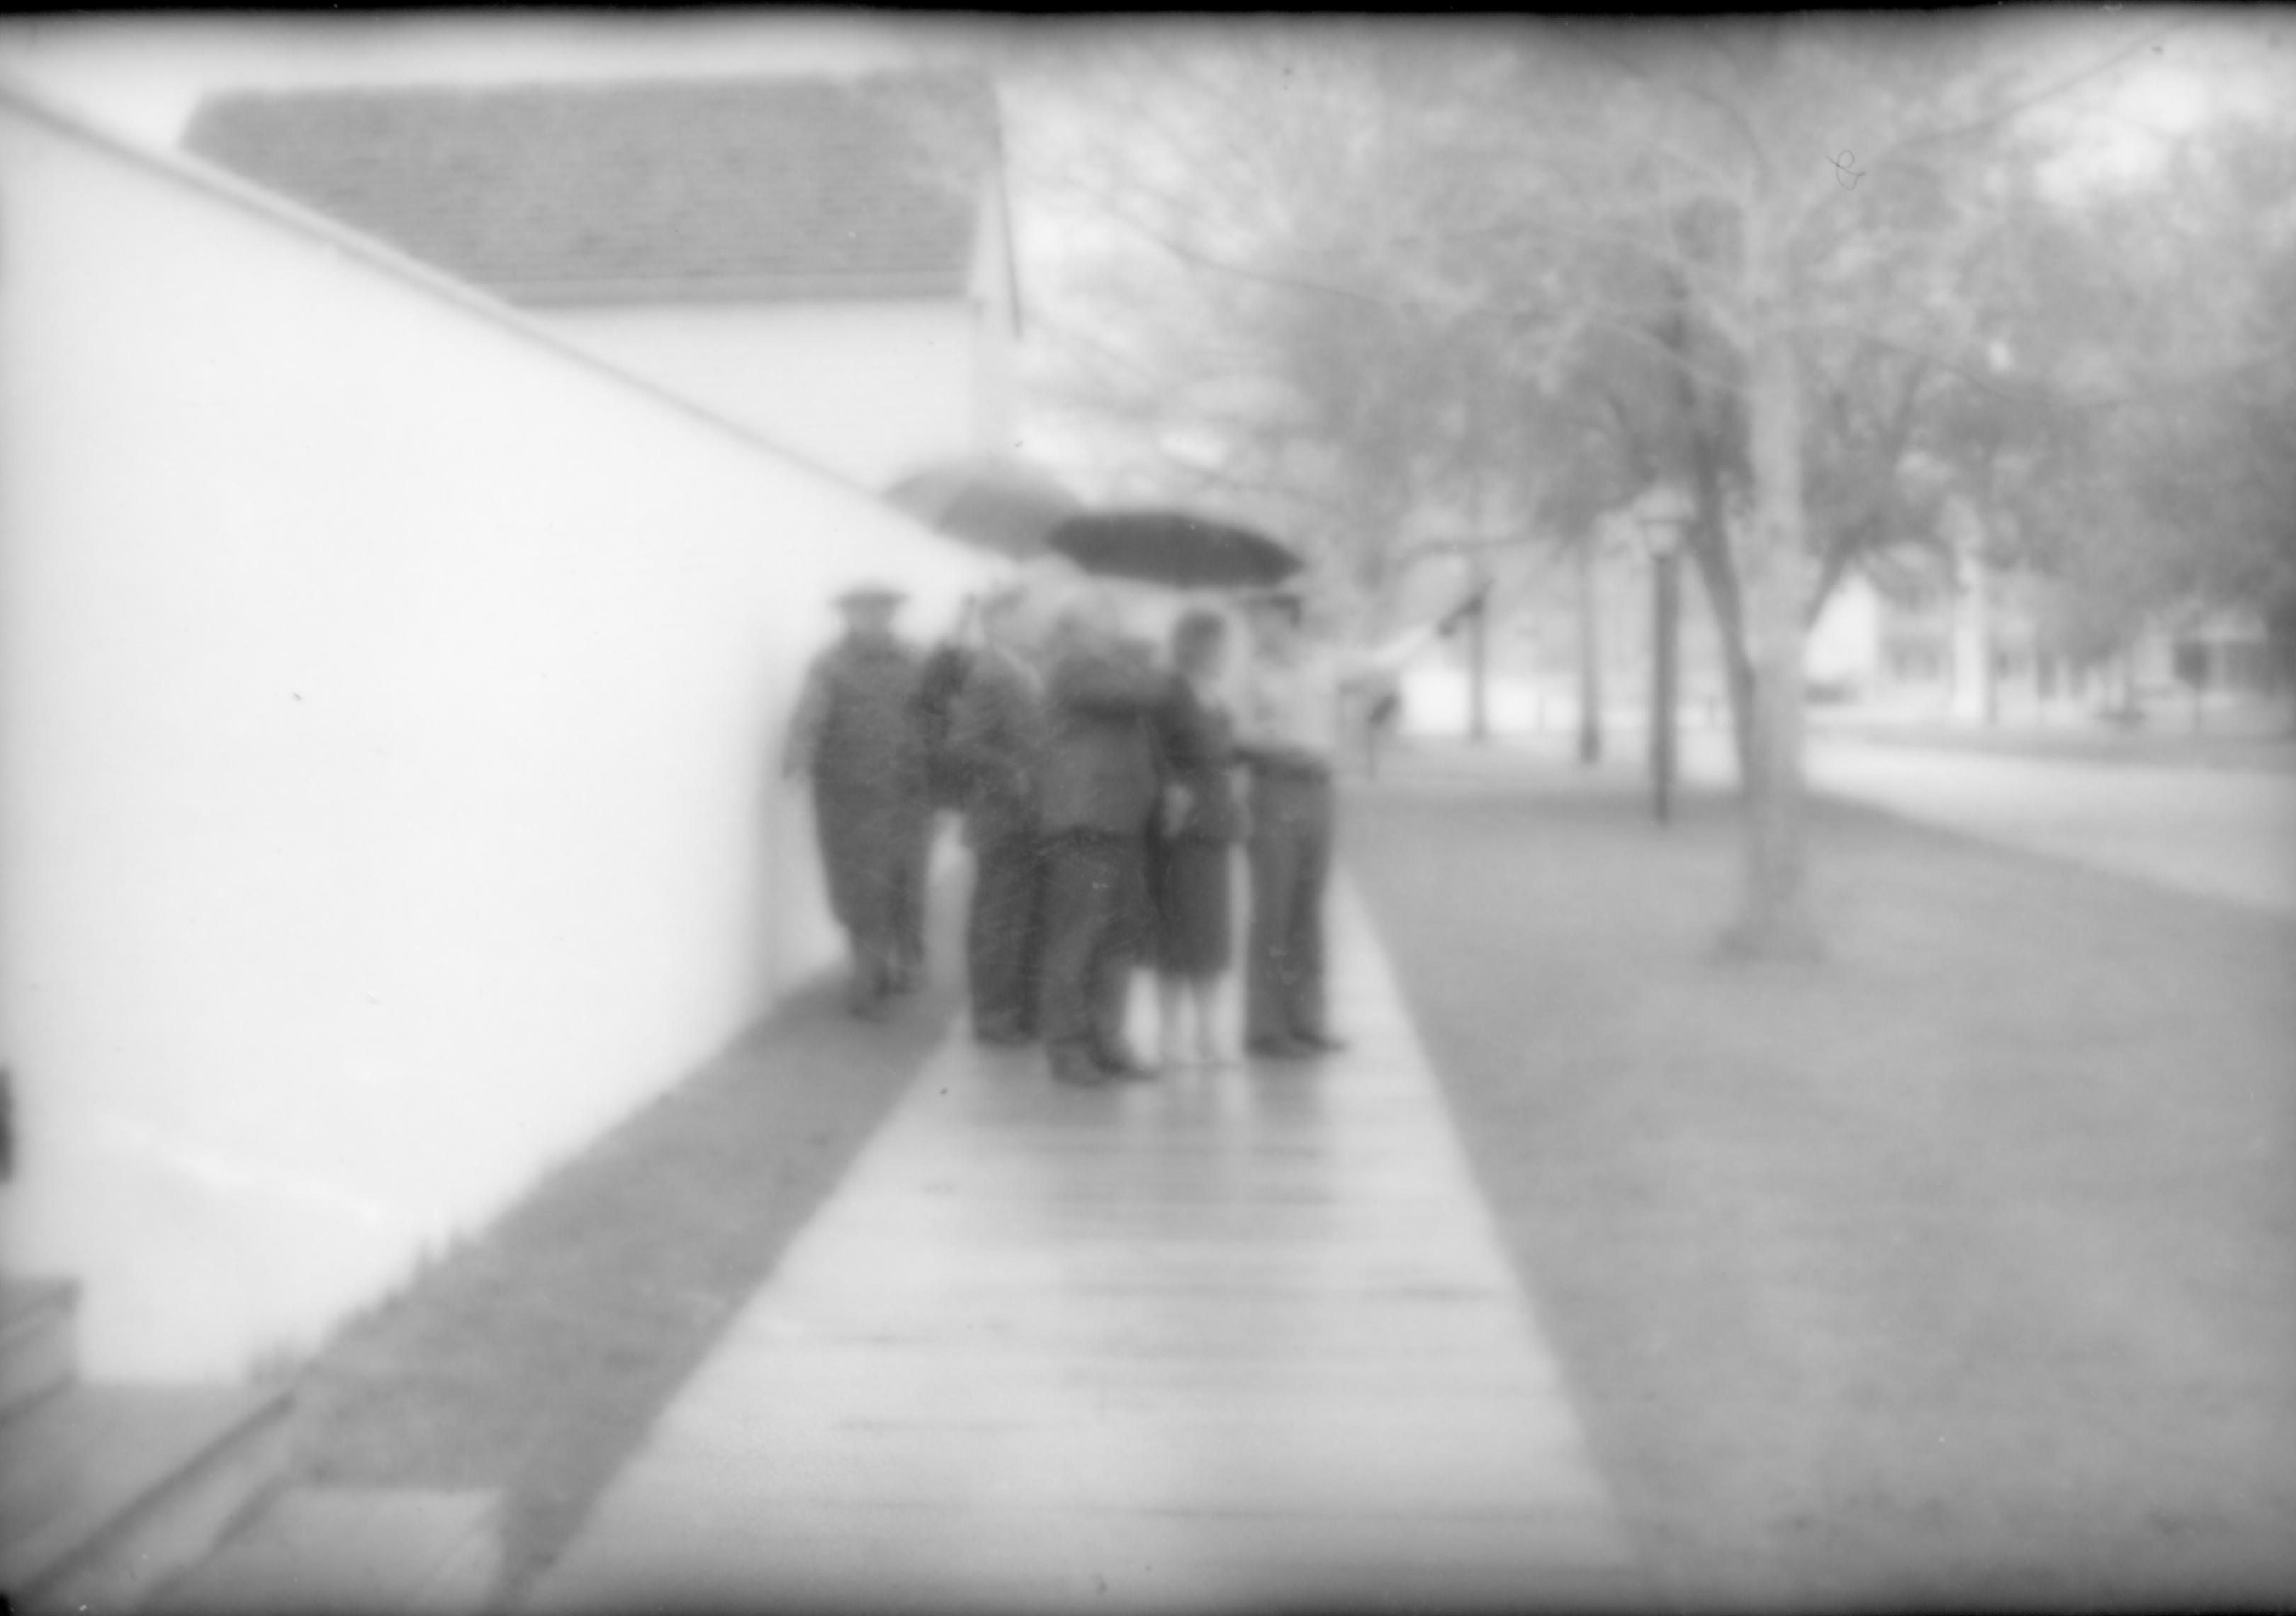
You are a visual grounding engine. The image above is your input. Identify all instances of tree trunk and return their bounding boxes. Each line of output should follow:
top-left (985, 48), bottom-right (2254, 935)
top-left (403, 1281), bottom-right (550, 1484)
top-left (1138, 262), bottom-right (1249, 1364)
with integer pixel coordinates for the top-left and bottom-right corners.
top-left (1664, 275), bottom-right (1756, 787)
top-left (1685, 463), bottom-right (1757, 787)
top-left (1722, 197), bottom-right (1820, 960)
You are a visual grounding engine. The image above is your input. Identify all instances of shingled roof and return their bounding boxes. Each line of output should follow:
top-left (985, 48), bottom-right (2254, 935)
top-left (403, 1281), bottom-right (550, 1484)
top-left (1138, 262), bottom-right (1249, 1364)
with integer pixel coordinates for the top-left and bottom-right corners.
top-left (181, 72), bottom-right (1000, 304)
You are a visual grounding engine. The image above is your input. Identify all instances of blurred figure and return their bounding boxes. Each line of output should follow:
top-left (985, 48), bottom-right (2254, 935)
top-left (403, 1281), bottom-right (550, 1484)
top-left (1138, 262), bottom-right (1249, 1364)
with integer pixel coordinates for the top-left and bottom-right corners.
top-left (1233, 588), bottom-right (1345, 1059)
top-left (917, 595), bottom-right (981, 817)
top-left (784, 584), bottom-right (932, 1020)
top-left (1234, 588), bottom-right (1440, 1057)
top-left (1148, 609), bottom-right (1244, 1067)
top-left (945, 585), bottom-right (1049, 1046)
top-left (1035, 586), bottom-right (1167, 1086)
top-left (910, 595), bottom-right (982, 977)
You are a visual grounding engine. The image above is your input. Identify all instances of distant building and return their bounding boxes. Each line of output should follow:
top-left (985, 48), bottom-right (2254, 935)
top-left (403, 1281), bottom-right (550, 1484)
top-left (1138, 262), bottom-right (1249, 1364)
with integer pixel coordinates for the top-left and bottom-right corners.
top-left (1807, 559), bottom-right (2283, 720)
top-left (182, 72), bottom-right (1021, 487)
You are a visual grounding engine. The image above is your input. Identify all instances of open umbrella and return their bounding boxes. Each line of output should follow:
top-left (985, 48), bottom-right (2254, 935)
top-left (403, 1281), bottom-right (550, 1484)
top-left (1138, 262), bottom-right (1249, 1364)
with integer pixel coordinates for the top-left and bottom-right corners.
top-left (1047, 509), bottom-right (1302, 590)
top-left (884, 454), bottom-right (1084, 560)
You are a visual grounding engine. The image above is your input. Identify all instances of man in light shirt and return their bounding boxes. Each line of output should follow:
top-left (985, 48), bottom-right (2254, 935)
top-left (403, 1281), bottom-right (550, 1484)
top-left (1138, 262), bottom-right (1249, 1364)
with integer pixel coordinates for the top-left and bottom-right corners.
top-left (1232, 588), bottom-right (1435, 1059)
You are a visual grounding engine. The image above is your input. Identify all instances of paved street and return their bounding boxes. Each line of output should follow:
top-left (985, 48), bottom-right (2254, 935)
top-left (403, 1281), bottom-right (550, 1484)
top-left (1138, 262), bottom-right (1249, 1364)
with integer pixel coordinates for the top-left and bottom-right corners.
top-left (507, 731), bottom-right (2294, 1612)
top-left (1671, 727), bottom-right (2296, 914)
top-left (524, 878), bottom-right (1642, 1615)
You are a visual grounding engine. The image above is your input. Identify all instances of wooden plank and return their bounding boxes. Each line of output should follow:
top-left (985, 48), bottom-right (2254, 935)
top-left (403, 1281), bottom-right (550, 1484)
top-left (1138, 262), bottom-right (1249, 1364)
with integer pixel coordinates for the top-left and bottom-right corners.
top-left (157, 1486), bottom-right (502, 1615)
top-left (536, 1501), bottom-right (1638, 1615)
top-left (527, 877), bottom-right (1642, 1612)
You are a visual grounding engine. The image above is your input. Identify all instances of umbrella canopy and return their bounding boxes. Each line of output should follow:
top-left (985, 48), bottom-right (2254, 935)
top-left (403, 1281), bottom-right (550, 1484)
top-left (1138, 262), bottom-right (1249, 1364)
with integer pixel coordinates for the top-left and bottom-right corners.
top-left (884, 454), bottom-right (1084, 559)
top-left (1047, 509), bottom-right (1302, 590)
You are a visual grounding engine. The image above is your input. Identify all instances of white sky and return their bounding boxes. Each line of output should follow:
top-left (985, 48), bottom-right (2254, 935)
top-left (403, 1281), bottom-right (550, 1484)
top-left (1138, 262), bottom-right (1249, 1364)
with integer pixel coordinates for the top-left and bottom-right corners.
top-left (6, 9), bottom-right (2284, 498)
top-left (9, 10), bottom-right (2284, 152)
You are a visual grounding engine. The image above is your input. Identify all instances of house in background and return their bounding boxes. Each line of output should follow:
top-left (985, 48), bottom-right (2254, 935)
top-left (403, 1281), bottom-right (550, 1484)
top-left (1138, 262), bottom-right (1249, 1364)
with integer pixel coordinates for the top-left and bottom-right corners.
top-left (1806, 557), bottom-right (2285, 726)
top-left (182, 71), bottom-right (1021, 489)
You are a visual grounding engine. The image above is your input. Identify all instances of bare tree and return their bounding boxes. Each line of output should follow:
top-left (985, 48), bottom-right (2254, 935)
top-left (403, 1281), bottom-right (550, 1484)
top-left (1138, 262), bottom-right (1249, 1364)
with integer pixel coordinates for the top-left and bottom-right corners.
top-left (998, 13), bottom-right (2252, 954)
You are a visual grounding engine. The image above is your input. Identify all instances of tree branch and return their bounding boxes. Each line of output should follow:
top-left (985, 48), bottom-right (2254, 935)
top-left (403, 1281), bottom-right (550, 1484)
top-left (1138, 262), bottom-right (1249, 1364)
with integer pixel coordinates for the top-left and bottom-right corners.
top-left (1868, 16), bottom-right (2197, 169)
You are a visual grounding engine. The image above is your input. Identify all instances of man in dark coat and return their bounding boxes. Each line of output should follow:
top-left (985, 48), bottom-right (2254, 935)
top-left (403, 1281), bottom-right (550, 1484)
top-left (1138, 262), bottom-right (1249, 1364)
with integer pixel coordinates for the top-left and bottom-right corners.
top-left (784, 584), bottom-right (933, 1020)
top-left (944, 586), bottom-right (1049, 1046)
top-left (1033, 588), bottom-right (1168, 1085)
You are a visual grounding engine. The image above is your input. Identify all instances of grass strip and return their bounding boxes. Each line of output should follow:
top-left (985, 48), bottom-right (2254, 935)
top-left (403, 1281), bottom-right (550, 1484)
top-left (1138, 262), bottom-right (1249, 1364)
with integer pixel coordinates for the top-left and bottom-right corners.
top-left (1346, 765), bottom-right (2296, 1609)
top-left (284, 886), bottom-right (968, 1600)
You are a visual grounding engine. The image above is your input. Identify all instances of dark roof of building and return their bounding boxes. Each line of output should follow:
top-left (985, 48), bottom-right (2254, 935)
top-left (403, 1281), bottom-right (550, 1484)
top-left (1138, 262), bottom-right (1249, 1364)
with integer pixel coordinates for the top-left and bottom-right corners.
top-left (181, 72), bottom-right (999, 304)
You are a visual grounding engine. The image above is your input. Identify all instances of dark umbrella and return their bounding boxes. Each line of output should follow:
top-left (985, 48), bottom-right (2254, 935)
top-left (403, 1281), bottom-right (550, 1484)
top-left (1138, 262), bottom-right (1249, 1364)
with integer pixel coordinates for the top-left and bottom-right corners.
top-left (884, 454), bottom-right (1084, 559)
top-left (1047, 509), bottom-right (1302, 590)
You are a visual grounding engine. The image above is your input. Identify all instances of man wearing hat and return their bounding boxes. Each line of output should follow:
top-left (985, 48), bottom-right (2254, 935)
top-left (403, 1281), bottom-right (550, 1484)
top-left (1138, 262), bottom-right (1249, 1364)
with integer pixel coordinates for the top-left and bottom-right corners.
top-left (1232, 586), bottom-right (1435, 1058)
top-left (784, 583), bottom-right (933, 1019)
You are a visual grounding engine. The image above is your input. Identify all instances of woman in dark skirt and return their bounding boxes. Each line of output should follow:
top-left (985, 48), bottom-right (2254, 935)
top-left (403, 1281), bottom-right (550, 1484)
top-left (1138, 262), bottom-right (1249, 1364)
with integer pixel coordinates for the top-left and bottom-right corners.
top-left (1148, 609), bottom-right (1244, 1066)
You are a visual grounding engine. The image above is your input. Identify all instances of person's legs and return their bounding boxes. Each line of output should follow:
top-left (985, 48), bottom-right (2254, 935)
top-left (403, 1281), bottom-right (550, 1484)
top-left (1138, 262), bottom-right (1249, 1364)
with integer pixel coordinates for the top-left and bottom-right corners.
top-left (1157, 974), bottom-right (1187, 1065)
top-left (887, 807), bottom-right (931, 991)
top-left (843, 931), bottom-right (889, 1019)
top-left (1013, 845), bottom-right (1047, 1038)
top-left (1284, 779), bottom-right (1336, 1043)
top-left (828, 795), bottom-right (904, 1019)
top-left (1246, 780), bottom-right (1305, 1049)
top-left (1086, 838), bottom-right (1149, 1073)
top-left (967, 827), bottom-right (1041, 1041)
top-left (964, 831), bottom-right (1001, 1027)
top-left (1189, 975), bottom-right (1226, 1064)
top-left (1037, 834), bottom-right (1105, 1080)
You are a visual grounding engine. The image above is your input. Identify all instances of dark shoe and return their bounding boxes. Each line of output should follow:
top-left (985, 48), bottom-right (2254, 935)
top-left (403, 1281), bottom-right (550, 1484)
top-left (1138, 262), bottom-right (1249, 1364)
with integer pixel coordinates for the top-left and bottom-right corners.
top-left (975, 1025), bottom-right (1035, 1048)
top-left (1246, 1036), bottom-right (1315, 1060)
top-left (1292, 1031), bottom-right (1349, 1053)
top-left (1049, 1052), bottom-right (1107, 1087)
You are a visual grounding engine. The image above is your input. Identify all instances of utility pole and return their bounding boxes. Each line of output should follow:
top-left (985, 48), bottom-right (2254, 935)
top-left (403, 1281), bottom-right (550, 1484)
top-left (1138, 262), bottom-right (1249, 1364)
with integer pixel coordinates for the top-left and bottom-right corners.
top-left (1575, 534), bottom-right (1603, 765)
top-left (1634, 487), bottom-right (1693, 823)
top-left (1651, 539), bottom-right (1682, 821)
top-left (1466, 571), bottom-right (1490, 744)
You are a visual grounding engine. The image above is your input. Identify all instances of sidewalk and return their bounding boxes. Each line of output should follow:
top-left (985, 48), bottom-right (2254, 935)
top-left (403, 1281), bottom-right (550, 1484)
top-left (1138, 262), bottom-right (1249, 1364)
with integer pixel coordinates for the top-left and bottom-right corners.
top-left (522, 877), bottom-right (1643, 1614)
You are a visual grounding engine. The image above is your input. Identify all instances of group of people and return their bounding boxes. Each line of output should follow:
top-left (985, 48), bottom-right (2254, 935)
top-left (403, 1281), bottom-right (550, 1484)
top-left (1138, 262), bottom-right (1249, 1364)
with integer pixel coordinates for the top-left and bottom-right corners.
top-left (786, 568), bottom-right (1408, 1087)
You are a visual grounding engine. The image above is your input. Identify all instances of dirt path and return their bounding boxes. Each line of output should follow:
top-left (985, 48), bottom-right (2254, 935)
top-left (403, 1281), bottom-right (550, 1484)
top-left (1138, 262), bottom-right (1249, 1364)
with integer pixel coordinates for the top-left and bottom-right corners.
top-left (1344, 763), bottom-right (2296, 1609)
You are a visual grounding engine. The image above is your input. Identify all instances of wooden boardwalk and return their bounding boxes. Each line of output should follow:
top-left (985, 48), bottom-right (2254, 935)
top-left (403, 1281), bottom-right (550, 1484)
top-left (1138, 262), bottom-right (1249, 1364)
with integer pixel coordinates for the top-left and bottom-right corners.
top-left (524, 877), bottom-right (1644, 1613)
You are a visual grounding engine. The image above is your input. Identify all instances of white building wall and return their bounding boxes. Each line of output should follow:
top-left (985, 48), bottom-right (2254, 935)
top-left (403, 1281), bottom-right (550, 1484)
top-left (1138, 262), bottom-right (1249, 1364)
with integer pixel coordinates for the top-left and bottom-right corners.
top-left (1804, 571), bottom-right (1886, 690)
top-left (968, 174), bottom-right (1023, 459)
top-left (0, 92), bottom-right (986, 1379)
top-left (538, 298), bottom-right (981, 490)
